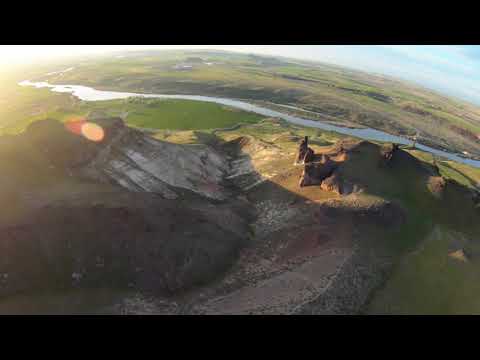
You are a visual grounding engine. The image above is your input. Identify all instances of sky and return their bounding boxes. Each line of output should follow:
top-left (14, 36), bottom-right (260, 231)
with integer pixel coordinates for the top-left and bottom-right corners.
top-left (2, 45), bottom-right (480, 105)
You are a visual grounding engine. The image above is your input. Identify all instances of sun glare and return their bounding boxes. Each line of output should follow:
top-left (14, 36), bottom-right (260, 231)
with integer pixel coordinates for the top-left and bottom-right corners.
top-left (65, 118), bottom-right (105, 142)
top-left (81, 122), bottom-right (105, 142)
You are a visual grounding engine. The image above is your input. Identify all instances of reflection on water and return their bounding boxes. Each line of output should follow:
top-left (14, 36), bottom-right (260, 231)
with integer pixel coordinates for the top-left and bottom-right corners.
top-left (19, 80), bottom-right (480, 168)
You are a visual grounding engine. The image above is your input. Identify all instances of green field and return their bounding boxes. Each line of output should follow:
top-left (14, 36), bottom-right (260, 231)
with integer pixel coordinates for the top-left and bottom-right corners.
top-left (0, 82), bottom-right (263, 133)
top-left (367, 226), bottom-right (480, 314)
top-left (3, 49), bottom-right (480, 157)
top-left (16, 49), bottom-right (479, 157)
top-left (93, 98), bottom-right (263, 130)
top-left (407, 149), bottom-right (480, 189)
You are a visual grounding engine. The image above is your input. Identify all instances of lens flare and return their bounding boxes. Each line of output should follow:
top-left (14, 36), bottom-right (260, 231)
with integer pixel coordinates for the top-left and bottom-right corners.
top-left (81, 122), bottom-right (105, 142)
top-left (65, 118), bottom-right (86, 136)
top-left (65, 118), bottom-right (105, 142)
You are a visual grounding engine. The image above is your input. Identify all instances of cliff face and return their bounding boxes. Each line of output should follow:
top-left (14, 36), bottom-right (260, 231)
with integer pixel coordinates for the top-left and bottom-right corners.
top-left (0, 118), bottom-right (252, 298)
top-left (81, 124), bottom-right (232, 200)
top-left (22, 118), bottom-right (233, 201)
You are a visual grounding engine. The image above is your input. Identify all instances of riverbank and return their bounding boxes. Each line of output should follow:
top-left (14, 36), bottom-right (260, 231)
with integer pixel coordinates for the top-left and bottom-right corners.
top-left (17, 80), bottom-right (480, 168)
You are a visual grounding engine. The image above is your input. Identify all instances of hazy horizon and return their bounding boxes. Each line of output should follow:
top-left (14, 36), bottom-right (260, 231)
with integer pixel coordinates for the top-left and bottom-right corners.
top-left (3, 45), bottom-right (480, 106)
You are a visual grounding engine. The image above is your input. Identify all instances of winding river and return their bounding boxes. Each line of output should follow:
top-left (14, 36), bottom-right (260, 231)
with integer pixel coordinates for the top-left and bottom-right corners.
top-left (19, 80), bottom-right (480, 168)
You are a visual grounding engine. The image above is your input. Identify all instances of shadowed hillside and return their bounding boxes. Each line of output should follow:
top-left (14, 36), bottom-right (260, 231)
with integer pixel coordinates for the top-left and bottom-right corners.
top-left (0, 117), bottom-right (478, 314)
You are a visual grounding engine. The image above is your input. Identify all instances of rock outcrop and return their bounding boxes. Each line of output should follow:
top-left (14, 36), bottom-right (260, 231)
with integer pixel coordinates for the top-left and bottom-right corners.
top-left (449, 249), bottom-right (469, 262)
top-left (297, 136), bottom-right (309, 163)
top-left (84, 129), bottom-right (231, 200)
top-left (25, 118), bottom-right (233, 201)
top-left (320, 172), bottom-right (343, 195)
top-left (299, 154), bottom-right (338, 187)
top-left (381, 143), bottom-right (400, 165)
top-left (296, 136), bottom-right (315, 164)
top-left (224, 135), bottom-right (289, 191)
top-left (428, 176), bottom-right (446, 198)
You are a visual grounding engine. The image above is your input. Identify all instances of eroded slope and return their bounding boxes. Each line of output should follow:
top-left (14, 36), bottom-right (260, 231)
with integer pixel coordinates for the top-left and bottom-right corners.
top-left (0, 117), bottom-right (478, 314)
